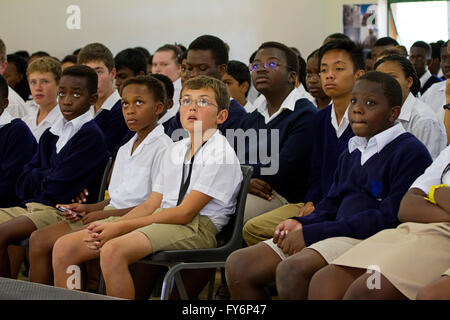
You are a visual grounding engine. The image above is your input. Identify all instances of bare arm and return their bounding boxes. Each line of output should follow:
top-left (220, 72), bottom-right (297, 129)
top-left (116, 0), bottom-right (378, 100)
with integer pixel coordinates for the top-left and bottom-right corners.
top-left (434, 186), bottom-right (450, 214)
top-left (398, 188), bottom-right (450, 223)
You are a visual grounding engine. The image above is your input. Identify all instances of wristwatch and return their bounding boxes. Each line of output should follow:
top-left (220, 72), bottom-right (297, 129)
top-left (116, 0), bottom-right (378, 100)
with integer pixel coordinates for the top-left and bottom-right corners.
top-left (424, 184), bottom-right (448, 204)
top-left (443, 103), bottom-right (450, 110)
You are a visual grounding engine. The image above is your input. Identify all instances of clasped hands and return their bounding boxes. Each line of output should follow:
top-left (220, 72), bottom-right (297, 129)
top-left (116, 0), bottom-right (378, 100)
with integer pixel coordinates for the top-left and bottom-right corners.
top-left (272, 218), bottom-right (306, 256)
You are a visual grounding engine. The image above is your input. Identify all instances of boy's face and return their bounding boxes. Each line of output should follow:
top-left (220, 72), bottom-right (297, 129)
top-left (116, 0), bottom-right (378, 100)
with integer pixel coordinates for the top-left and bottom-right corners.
top-left (409, 46), bottom-right (428, 77)
top-left (179, 87), bottom-right (227, 134)
top-left (251, 47), bottom-right (296, 95)
top-left (151, 50), bottom-right (181, 82)
top-left (28, 72), bottom-right (58, 107)
top-left (82, 60), bottom-right (115, 100)
top-left (349, 79), bottom-right (400, 139)
top-left (375, 60), bottom-right (411, 103)
top-left (186, 50), bottom-right (225, 81)
top-left (3, 62), bottom-right (21, 88)
top-left (115, 67), bottom-right (136, 90)
top-left (121, 83), bottom-right (163, 133)
top-left (320, 49), bottom-right (362, 99)
top-left (441, 46), bottom-right (450, 79)
top-left (306, 56), bottom-right (327, 99)
top-left (57, 75), bottom-right (98, 121)
top-left (222, 72), bottom-right (247, 103)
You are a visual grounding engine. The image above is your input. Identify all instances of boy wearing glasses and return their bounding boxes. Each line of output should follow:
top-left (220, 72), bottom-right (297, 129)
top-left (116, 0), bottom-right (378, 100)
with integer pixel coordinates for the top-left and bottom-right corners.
top-left (241, 41), bottom-right (316, 222)
top-left (52, 76), bottom-right (242, 299)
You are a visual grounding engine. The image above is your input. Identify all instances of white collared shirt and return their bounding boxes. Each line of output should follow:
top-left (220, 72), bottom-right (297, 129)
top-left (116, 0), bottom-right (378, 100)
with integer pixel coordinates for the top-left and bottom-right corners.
top-left (243, 100), bottom-right (256, 113)
top-left (153, 130), bottom-right (242, 232)
top-left (50, 108), bottom-right (94, 153)
top-left (420, 81), bottom-right (446, 121)
top-left (23, 104), bottom-right (63, 142)
top-left (158, 77), bottom-right (181, 125)
top-left (0, 110), bottom-right (15, 129)
top-left (5, 86), bottom-right (28, 119)
top-left (256, 88), bottom-right (302, 124)
top-left (296, 83), bottom-right (317, 107)
top-left (398, 93), bottom-right (446, 159)
top-left (411, 145), bottom-right (450, 193)
top-left (348, 122), bottom-right (406, 165)
top-left (94, 90), bottom-right (121, 117)
top-left (330, 102), bottom-right (351, 138)
top-left (108, 124), bottom-right (173, 209)
top-left (419, 69), bottom-right (433, 90)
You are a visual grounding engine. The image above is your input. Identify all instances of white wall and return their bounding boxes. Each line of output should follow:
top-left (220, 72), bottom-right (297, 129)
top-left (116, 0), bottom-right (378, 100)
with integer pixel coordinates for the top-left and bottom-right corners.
top-left (0, 0), bottom-right (377, 63)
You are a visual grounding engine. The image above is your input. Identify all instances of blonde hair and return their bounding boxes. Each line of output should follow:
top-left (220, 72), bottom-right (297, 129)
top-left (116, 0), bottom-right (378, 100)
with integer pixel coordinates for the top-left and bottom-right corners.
top-left (181, 75), bottom-right (229, 112)
top-left (27, 57), bottom-right (62, 83)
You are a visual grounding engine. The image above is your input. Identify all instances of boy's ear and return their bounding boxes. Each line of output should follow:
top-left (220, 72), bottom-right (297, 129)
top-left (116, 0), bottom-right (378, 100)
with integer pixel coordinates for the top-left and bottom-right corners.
top-left (240, 81), bottom-right (250, 95)
top-left (354, 69), bottom-right (365, 80)
top-left (1, 97), bottom-right (9, 109)
top-left (155, 101), bottom-right (165, 116)
top-left (288, 71), bottom-right (297, 85)
top-left (406, 76), bottom-right (413, 90)
top-left (0, 60), bottom-right (7, 74)
top-left (390, 105), bottom-right (401, 122)
top-left (89, 93), bottom-right (99, 106)
top-left (218, 64), bottom-right (227, 78)
top-left (166, 98), bottom-right (174, 110)
top-left (216, 108), bottom-right (228, 125)
top-left (109, 68), bottom-right (117, 81)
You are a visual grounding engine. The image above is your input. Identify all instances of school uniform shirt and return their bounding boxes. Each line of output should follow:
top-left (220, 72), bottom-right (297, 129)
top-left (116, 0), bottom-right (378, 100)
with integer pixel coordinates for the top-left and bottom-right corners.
top-left (93, 90), bottom-right (129, 157)
top-left (0, 111), bottom-right (37, 207)
top-left (238, 88), bottom-right (316, 203)
top-left (158, 78), bottom-right (182, 126)
top-left (16, 113), bottom-right (109, 207)
top-left (243, 100), bottom-right (256, 113)
top-left (292, 123), bottom-right (432, 246)
top-left (398, 93), bottom-right (446, 159)
top-left (420, 81), bottom-right (446, 121)
top-left (23, 104), bottom-right (63, 142)
top-left (108, 125), bottom-right (173, 209)
top-left (152, 130), bottom-right (242, 232)
top-left (304, 103), bottom-right (354, 205)
top-left (410, 145), bottom-right (450, 193)
top-left (297, 83), bottom-right (317, 108)
top-left (5, 86), bottom-right (28, 118)
top-left (419, 68), bottom-right (443, 96)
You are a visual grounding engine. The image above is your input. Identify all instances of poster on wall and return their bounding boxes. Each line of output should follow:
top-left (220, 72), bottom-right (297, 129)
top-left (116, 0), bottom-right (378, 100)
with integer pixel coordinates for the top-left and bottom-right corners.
top-left (343, 4), bottom-right (378, 49)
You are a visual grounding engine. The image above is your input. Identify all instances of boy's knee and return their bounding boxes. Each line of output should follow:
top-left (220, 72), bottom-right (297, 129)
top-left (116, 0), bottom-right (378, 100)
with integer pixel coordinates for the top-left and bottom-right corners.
top-left (29, 229), bottom-right (50, 254)
top-left (225, 248), bottom-right (253, 284)
top-left (99, 240), bottom-right (123, 270)
top-left (52, 236), bottom-right (74, 263)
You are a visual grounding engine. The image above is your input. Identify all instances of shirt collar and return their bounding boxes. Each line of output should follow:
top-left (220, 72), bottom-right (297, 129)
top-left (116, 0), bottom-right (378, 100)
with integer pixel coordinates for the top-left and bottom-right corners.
top-left (330, 102), bottom-right (350, 131)
top-left (50, 108), bottom-right (94, 136)
top-left (256, 88), bottom-right (300, 118)
top-left (126, 124), bottom-right (165, 157)
top-left (98, 90), bottom-right (121, 112)
top-left (348, 122), bottom-right (406, 154)
top-left (419, 69), bottom-right (432, 88)
top-left (398, 92), bottom-right (414, 122)
top-left (0, 110), bottom-right (15, 128)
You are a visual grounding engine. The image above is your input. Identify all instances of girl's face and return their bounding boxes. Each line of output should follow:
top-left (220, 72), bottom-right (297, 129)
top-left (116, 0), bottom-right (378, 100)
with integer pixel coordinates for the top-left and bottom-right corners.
top-left (121, 83), bottom-right (163, 133)
top-left (151, 50), bottom-right (181, 82)
top-left (306, 56), bottom-right (327, 99)
top-left (375, 60), bottom-right (412, 103)
top-left (28, 72), bottom-right (58, 108)
top-left (4, 62), bottom-right (22, 88)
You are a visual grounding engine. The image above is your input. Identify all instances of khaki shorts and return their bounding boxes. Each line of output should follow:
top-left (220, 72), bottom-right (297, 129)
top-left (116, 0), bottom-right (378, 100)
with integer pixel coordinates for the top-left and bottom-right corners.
top-left (263, 236), bottom-right (361, 263)
top-left (0, 202), bottom-right (84, 230)
top-left (136, 209), bottom-right (218, 253)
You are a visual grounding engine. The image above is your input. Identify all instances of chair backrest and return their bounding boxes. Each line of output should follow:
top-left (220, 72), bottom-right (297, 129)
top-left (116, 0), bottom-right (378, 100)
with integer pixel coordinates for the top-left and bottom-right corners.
top-left (215, 165), bottom-right (253, 250)
top-left (97, 156), bottom-right (113, 202)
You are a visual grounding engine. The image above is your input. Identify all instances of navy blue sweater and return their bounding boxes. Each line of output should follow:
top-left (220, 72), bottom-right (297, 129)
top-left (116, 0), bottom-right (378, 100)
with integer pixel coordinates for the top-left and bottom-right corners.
top-left (94, 99), bottom-right (130, 157)
top-left (304, 105), bottom-right (354, 205)
top-left (293, 132), bottom-right (432, 246)
top-left (16, 120), bottom-right (109, 207)
top-left (0, 119), bottom-right (37, 207)
top-left (163, 99), bottom-right (247, 141)
top-left (420, 74), bottom-right (443, 96)
top-left (237, 98), bottom-right (316, 203)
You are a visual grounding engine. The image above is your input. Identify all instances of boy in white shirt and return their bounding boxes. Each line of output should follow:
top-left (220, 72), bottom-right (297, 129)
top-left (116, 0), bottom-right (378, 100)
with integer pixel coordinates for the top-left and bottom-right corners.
top-left (22, 57), bottom-right (63, 142)
top-left (26, 75), bottom-right (172, 285)
top-left (52, 75), bottom-right (243, 299)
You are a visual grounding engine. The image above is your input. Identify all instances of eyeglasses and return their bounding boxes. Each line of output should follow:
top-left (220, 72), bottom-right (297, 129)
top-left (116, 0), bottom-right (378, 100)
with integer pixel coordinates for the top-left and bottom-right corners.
top-left (179, 97), bottom-right (218, 108)
top-left (249, 61), bottom-right (289, 72)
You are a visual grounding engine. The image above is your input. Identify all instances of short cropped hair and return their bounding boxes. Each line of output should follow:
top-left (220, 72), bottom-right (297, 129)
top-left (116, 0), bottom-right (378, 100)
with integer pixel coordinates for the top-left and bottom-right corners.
top-left (62, 54), bottom-right (78, 65)
top-left (120, 75), bottom-right (166, 107)
top-left (0, 74), bottom-right (8, 99)
top-left (374, 37), bottom-right (399, 48)
top-left (257, 41), bottom-right (299, 73)
top-left (357, 71), bottom-right (403, 108)
top-left (411, 41), bottom-right (432, 59)
top-left (77, 43), bottom-right (114, 71)
top-left (155, 44), bottom-right (183, 65)
top-left (319, 39), bottom-right (365, 72)
top-left (374, 54), bottom-right (420, 97)
top-left (188, 35), bottom-right (229, 66)
top-left (27, 56), bottom-right (62, 83)
top-left (151, 73), bottom-right (174, 100)
top-left (326, 33), bottom-right (351, 41)
top-left (0, 39), bottom-right (6, 63)
top-left (114, 48), bottom-right (147, 75)
top-left (181, 75), bottom-right (230, 112)
top-left (61, 65), bottom-right (98, 95)
top-left (7, 54), bottom-right (28, 77)
top-left (226, 60), bottom-right (251, 97)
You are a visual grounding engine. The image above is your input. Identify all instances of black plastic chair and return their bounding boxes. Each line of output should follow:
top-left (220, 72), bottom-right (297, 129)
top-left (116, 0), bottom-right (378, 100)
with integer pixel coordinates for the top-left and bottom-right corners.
top-left (98, 165), bottom-right (253, 299)
top-left (97, 156), bottom-right (113, 202)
